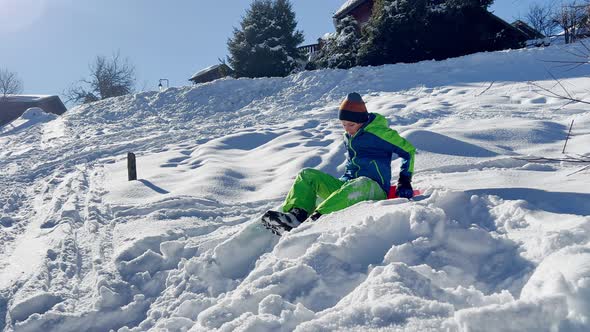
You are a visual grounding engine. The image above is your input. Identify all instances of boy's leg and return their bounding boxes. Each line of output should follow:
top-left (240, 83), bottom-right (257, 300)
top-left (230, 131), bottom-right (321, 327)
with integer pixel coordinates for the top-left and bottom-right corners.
top-left (282, 168), bottom-right (343, 214)
top-left (315, 176), bottom-right (386, 215)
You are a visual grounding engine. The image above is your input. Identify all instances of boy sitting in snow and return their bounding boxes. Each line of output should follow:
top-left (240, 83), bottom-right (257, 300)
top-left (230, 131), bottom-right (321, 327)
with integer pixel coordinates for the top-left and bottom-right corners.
top-left (262, 92), bottom-right (416, 235)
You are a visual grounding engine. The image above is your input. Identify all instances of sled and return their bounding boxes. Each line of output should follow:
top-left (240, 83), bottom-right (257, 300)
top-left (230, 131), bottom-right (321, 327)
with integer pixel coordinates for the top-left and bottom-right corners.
top-left (387, 185), bottom-right (422, 199)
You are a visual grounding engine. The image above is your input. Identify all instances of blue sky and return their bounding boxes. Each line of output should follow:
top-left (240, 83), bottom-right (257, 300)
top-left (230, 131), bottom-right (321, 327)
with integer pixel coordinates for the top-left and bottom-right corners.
top-left (0, 0), bottom-right (551, 101)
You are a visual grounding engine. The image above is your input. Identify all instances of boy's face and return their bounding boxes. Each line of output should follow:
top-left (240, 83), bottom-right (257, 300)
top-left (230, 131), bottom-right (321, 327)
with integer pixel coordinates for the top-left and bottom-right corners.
top-left (341, 120), bottom-right (363, 136)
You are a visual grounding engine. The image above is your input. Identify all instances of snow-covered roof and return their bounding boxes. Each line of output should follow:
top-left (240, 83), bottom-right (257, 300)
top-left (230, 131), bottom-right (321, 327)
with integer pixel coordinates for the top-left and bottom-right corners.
top-left (190, 64), bottom-right (231, 81)
top-left (334, 0), bottom-right (368, 19)
top-left (2, 95), bottom-right (52, 102)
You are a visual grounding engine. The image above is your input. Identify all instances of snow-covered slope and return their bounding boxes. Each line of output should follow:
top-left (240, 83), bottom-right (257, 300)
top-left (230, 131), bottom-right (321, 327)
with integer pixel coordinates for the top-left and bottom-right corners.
top-left (1, 43), bottom-right (590, 331)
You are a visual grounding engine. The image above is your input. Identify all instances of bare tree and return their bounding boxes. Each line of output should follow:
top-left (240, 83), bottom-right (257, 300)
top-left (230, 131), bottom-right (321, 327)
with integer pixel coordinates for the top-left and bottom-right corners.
top-left (553, 1), bottom-right (589, 43)
top-left (526, 39), bottom-right (590, 173)
top-left (525, 3), bottom-right (559, 36)
top-left (0, 68), bottom-right (24, 98)
top-left (66, 51), bottom-right (136, 105)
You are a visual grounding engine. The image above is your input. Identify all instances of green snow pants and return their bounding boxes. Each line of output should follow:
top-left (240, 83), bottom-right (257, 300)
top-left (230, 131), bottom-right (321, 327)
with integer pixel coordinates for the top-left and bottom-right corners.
top-left (282, 168), bottom-right (387, 215)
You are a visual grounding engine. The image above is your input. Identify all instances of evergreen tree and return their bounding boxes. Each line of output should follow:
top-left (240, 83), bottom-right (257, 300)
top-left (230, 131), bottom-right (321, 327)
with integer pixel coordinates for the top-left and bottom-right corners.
top-left (357, 0), bottom-right (517, 67)
top-left (312, 16), bottom-right (361, 69)
top-left (428, 0), bottom-right (525, 60)
top-left (227, 0), bottom-right (305, 78)
top-left (445, 0), bottom-right (493, 9)
top-left (358, 0), bottom-right (428, 66)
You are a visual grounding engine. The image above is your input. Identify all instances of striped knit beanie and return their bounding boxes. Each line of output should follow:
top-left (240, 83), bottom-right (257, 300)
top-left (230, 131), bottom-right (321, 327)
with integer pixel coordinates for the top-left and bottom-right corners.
top-left (338, 92), bottom-right (368, 123)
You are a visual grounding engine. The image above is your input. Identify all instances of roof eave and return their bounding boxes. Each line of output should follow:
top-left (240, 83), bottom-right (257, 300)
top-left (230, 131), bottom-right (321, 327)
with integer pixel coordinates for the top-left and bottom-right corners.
top-left (333, 0), bottom-right (367, 19)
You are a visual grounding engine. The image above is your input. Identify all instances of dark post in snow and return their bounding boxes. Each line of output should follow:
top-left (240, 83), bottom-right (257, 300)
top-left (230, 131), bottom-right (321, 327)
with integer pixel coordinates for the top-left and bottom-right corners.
top-left (562, 119), bottom-right (574, 154)
top-left (128, 152), bottom-right (137, 181)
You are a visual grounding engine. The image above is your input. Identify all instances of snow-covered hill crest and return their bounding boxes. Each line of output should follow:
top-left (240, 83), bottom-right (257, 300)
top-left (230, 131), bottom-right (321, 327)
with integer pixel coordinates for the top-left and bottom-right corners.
top-left (1, 42), bottom-right (590, 331)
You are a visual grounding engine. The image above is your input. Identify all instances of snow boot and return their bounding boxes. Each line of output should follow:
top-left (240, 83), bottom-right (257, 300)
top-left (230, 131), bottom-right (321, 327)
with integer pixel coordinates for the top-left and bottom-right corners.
top-left (261, 208), bottom-right (308, 235)
top-left (309, 212), bottom-right (322, 221)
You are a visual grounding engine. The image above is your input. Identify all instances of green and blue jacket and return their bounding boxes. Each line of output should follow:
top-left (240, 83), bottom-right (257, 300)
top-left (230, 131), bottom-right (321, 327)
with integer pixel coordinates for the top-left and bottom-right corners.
top-left (341, 113), bottom-right (415, 193)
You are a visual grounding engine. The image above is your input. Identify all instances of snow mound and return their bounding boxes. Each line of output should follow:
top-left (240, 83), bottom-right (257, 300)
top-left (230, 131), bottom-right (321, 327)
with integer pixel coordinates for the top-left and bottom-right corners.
top-left (21, 107), bottom-right (56, 120)
top-left (0, 107), bottom-right (57, 136)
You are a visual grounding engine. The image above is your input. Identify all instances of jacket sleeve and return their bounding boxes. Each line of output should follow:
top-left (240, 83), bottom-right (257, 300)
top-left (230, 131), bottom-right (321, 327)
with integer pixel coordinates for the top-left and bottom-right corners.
top-left (339, 166), bottom-right (352, 182)
top-left (340, 136), bottom-right (353, 181)
top-left (375, 128), bottom-right (416, 179)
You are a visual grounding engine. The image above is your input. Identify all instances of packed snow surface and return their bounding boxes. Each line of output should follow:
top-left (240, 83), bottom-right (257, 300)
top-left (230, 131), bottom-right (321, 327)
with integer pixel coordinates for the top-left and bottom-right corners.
top-left (1, 42), bottom-right (590, 331)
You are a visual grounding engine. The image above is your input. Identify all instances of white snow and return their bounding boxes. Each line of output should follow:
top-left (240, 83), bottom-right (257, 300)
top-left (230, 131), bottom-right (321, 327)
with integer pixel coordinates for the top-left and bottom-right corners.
top-left (334, 0), bottom-right (365, 18)
top-left (1, 41), bottom-right (590, 331)
top-left (1, 95), bottom-right (51, 103)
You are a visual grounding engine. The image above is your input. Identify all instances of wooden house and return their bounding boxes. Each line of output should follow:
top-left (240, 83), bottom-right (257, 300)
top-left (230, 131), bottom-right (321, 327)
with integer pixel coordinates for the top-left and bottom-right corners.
top-left (329, 0), bottom-right (531, 60)
top-left (333, 0), bottom-right (374, 26)
top-left (511, 20), bottom-right (545, 40)
top-left (333, 0), bottom-right (534, 41)
top-left (334, 0), bottom-right (530, 42)
top-left (0, 95), bottom-right (67, 126)
top-left (300, 0), bottom-right (533, 61)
